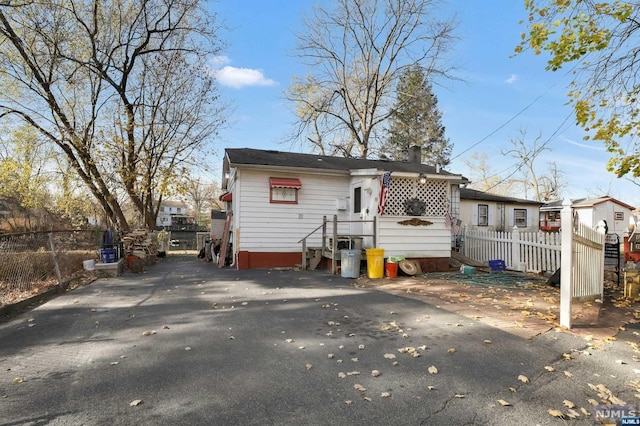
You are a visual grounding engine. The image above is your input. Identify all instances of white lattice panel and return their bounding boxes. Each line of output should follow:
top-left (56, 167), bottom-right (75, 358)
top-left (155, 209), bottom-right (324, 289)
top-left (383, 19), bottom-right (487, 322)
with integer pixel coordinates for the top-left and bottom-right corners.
top-left (383, 178), bottom-right (449, 216)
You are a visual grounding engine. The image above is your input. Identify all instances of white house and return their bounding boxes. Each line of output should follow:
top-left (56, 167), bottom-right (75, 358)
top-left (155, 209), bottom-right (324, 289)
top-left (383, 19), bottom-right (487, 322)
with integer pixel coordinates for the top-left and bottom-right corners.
top-left (540, 196), bottom-right (635, 235)
top-left (219, 147), bottom-right (468, 271)
top-left (155, 200), bottom-right (192, 228)
top-left (459, 188), bottom-right (543, 232)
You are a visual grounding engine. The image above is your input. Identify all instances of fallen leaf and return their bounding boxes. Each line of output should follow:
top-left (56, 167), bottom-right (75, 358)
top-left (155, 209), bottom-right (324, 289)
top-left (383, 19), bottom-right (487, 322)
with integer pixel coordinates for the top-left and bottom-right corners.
top-left (363, 396), bottom-right (372, 402)
top-left (130, 399), bottom-right (143, 407)
top-left (566, 408), bottom-right (580, 419)
top-left (142, 330), bottom-right (156, 336)
top-left (354, 384), bottom-right (366, 392)
top-left (384, 353), bottom-right (396, 359)
top-left (345, 400), bottom-right (352, 405)
top-left (497, 399), bottom-right (511, 406)
top-left (306, 364), bottom-right (313, 370)
top-left (298, 346), bottom-right (305, 350)
top-left (185, 347), bottom-right (192, 351)
top-left (564, 371), bottom-right (573, 377)
top-left (347, 371), bottom-right (360, 376)
top-left (544, 366), bottom-right (555, 372)
top-left (427, 385), bottom-right (436, 390)
top-left (351, 357), bottom-right (358, 362)
top-left (518, 374), bottom-right (529, 384)
top-left (587, 398), bottom-right (599, 406)
top-left (338, 372), bottom-right (347, 379)
top-left (563, 400), bottom-right (575, 408)
top-left (548, 409), bottom-right (564, 418)
top-left (508, 387), bottom-right (516, 393)
top-left (484, 340), bottom-right (492, 344)
top-left (285, 339), bottom-right (294, 343)
top-left (381, 392), bottom-right (391, 398)
top-left (358, 344), bottom-right (365, 350)
top-left (428, 365), bottom-right (438, 374)
top-left (454, 394), bottom-right (465, 398)
top-left (371, 370), bottom-right (381, 377)
top-left (12, 377), bottom-right (24, 384)
top-left (328, 353), bottom-right (335, 359)
top-left (562, 353), bottom-right (572, 360)
top-left (111, 361), bottom-right (119, 365)
top-left (448, 348), bottom-right (456, 354)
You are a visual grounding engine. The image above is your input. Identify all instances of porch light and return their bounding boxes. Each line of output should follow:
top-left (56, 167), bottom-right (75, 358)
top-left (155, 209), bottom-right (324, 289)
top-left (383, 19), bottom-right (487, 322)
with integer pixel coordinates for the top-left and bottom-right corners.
top-left (419, 173), bottom-right (426, 184)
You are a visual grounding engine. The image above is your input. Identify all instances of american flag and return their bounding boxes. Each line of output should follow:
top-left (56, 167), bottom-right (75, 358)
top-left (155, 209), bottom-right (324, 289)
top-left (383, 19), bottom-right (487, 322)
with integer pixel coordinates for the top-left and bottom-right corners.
top-left (377, 172), bottom-right (392, 215)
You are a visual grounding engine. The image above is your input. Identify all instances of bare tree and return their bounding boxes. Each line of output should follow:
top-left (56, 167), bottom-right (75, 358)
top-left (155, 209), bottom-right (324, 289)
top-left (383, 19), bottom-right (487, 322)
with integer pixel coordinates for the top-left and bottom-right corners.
top-left (502, 129), bottom-right (565, 202)
top-left (0, 1), bottom-right (226, 231)
top-left (287, 0), bottom-right (457, 158)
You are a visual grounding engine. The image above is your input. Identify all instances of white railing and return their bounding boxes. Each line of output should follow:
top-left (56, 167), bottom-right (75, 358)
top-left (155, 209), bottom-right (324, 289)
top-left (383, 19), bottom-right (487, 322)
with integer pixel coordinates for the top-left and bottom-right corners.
top-left (461, 227), bottom-right (561, 273)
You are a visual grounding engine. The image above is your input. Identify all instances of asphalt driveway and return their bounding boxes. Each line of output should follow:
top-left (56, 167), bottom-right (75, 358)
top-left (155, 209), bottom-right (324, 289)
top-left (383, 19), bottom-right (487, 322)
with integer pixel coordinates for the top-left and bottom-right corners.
top-left (0, 255), bottom-right (638, 425)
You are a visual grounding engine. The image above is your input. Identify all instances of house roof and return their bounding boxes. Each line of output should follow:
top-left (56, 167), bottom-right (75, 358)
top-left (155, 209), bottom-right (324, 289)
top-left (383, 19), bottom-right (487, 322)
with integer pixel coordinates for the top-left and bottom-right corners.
top-left (460, 188), bottom-right (543, 205)
top-left (541, 196), bottom-right (636, 212)
top-left (223, 148), bottom-right (467, 182)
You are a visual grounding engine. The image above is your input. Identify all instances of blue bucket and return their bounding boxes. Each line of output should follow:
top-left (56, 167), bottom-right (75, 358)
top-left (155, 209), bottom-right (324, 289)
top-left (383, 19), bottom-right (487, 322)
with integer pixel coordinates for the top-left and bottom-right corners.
top-left (100, 248), bottom-right (116, 264)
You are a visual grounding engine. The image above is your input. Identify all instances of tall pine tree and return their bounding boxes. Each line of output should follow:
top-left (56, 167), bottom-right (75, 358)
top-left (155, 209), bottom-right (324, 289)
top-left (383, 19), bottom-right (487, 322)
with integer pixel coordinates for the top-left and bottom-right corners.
top-left (383, 66), bottom-right (452, 166)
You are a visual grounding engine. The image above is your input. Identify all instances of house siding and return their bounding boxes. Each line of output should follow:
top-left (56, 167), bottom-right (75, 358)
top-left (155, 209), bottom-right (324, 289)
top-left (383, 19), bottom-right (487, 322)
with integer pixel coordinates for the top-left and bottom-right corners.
top-left (461, 201), bottom-right (539, 232)
top-left (235, 169), bottom-right (351, 253)
top-left (377, 216), bottom-right (450, 258)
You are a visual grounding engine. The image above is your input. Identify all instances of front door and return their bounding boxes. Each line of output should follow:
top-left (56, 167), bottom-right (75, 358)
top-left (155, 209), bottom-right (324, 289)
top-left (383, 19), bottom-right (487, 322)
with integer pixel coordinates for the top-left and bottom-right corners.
top-left (350, 180), bottom-right (364, 247)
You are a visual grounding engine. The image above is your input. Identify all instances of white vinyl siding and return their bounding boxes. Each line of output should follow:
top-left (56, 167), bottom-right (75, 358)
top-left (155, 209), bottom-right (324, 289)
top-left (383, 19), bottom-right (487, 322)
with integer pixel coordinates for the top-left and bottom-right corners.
top-left (235, 169), bottom-right (351, 252)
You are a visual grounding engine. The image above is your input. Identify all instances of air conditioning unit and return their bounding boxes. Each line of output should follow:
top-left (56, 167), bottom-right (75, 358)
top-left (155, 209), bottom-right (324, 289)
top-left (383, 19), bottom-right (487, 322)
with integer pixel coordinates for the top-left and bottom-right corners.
top-left (336, 199), bottom-right (347, 210)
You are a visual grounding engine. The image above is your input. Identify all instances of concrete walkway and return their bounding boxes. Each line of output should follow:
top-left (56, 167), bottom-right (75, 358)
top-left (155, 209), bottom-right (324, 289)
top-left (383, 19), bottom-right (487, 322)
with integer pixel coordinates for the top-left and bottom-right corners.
top-left (0, 255), bottom-right (638, 425)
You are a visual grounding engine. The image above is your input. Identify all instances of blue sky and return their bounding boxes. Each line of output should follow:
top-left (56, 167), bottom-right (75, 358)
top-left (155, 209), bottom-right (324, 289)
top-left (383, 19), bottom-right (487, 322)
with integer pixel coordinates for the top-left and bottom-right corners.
top-left (208, 0), bottom-right (639, 207)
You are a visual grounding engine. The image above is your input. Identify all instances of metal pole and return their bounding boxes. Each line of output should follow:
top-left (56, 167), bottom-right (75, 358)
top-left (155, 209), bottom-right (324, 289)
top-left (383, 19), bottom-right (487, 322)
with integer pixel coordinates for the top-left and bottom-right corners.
top-left (49, 233), bottom-right (63, 289)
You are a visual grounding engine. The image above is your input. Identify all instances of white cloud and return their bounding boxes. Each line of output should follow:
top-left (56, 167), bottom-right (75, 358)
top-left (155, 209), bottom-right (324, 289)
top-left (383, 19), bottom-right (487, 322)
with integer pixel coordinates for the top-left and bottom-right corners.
top-left (209, 56), bottom-right (277, 89)
top-left (505, 74), bottom-right (518, 84)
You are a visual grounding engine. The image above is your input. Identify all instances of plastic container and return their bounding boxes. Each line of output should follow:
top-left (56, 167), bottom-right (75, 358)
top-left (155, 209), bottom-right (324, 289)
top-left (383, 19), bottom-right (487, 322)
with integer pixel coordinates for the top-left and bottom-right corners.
top-left (488, 259), bottom-right (506, 271)
top-left (385, 261), bottom-right (398, 278)
top-left (82, 259), bottom-right (95, 271)
top-left (341, 249), bottom-right (361, 278)
top-left (366, 248), bottom-right (385, 279)
top-left (100, 248), bottom-right (116, 264)
top-left (460, 265), bottom-right (475, 274)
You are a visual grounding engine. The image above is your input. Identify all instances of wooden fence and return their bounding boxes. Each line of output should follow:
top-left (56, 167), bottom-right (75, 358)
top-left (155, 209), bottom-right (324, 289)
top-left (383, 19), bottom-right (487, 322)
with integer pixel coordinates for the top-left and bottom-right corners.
top-left (461, 228), bottom-right (561, 273)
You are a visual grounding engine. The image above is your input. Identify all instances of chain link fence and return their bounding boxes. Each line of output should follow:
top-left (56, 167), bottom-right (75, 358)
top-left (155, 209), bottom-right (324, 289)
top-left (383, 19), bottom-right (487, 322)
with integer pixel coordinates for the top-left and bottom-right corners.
top-left (0, 230), bottom-right (102, 307)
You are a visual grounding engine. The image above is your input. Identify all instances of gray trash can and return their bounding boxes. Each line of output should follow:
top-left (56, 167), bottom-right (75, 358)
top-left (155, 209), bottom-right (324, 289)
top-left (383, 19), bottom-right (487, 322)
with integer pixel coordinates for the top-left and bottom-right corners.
top-left (341, 249), bottom-right (361, 278)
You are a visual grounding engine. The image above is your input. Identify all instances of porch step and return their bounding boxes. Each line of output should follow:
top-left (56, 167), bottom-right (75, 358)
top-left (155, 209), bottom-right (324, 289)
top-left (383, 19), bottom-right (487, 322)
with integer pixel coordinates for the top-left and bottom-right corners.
top-left (306, 247), bottom-right (323, 270)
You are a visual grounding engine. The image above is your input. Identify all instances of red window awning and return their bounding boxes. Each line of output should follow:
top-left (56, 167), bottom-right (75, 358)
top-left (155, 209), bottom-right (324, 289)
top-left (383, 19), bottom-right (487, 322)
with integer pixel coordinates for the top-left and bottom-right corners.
top-left (269, 177), bottom-right (302, 189)
top-left (219, 192), bottom-right (232, 202)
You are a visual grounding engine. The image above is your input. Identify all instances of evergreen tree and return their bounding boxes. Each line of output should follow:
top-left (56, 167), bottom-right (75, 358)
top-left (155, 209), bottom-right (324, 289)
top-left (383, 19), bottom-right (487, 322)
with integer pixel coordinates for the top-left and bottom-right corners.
top-left (384, 66), bottom-right (452, 166)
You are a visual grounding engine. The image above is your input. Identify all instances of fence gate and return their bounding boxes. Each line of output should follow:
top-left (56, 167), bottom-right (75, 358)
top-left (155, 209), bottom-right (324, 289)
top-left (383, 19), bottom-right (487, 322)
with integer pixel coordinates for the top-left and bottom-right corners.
top-left (559, 201), bottom-right (605, 329)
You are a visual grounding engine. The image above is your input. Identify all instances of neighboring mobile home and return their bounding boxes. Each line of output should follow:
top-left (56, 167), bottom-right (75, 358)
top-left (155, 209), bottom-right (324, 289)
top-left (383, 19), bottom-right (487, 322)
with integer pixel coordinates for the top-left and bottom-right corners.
top-left (459, 188), bottom-right (543, 232)
top-left (219, 147), bottom-right (467, 271)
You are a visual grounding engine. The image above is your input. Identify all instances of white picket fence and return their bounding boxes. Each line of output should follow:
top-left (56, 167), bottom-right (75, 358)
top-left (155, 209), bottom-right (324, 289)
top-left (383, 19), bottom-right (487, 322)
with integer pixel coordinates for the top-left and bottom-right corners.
top-left (460, 200), bottom-right (605, 329)
top-left (461, 228), bottom-right (561, 273)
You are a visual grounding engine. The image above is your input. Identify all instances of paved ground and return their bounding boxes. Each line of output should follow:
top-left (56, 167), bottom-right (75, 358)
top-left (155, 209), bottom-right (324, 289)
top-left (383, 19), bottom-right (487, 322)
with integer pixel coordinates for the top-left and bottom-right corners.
top-left (1, 256), bottom-right (639, 425)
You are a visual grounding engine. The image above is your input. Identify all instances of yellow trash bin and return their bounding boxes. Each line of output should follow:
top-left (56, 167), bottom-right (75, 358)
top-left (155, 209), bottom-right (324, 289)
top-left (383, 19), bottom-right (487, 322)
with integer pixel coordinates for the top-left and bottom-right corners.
top-left (366, 248), bottom-right (385, 279)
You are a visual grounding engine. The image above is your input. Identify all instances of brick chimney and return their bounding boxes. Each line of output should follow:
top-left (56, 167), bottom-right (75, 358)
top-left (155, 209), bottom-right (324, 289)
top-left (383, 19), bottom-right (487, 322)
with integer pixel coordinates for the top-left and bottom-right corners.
top-left (407, 145), bottom-right (422, 163)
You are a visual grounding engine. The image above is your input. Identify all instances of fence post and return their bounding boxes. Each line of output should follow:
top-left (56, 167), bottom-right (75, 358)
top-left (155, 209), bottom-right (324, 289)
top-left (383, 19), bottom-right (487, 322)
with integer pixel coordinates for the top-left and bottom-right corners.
top-left (49, 232), bottom-right (63, 289)
top-left (511, 226), bottom-right (521, 271)
top-left (560, 199), bottom-right (573, 329)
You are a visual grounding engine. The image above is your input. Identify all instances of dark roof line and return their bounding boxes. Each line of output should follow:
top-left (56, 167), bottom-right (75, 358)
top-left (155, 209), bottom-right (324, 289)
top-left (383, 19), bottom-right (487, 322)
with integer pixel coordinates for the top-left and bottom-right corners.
top-left (224, 147), bottom-right (467, 179)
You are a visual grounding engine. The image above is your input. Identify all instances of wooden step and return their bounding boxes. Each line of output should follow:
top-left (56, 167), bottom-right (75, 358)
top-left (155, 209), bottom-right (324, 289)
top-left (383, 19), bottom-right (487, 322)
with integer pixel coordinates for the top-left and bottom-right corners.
top-left (306, 247), bottom-right (322, 270)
